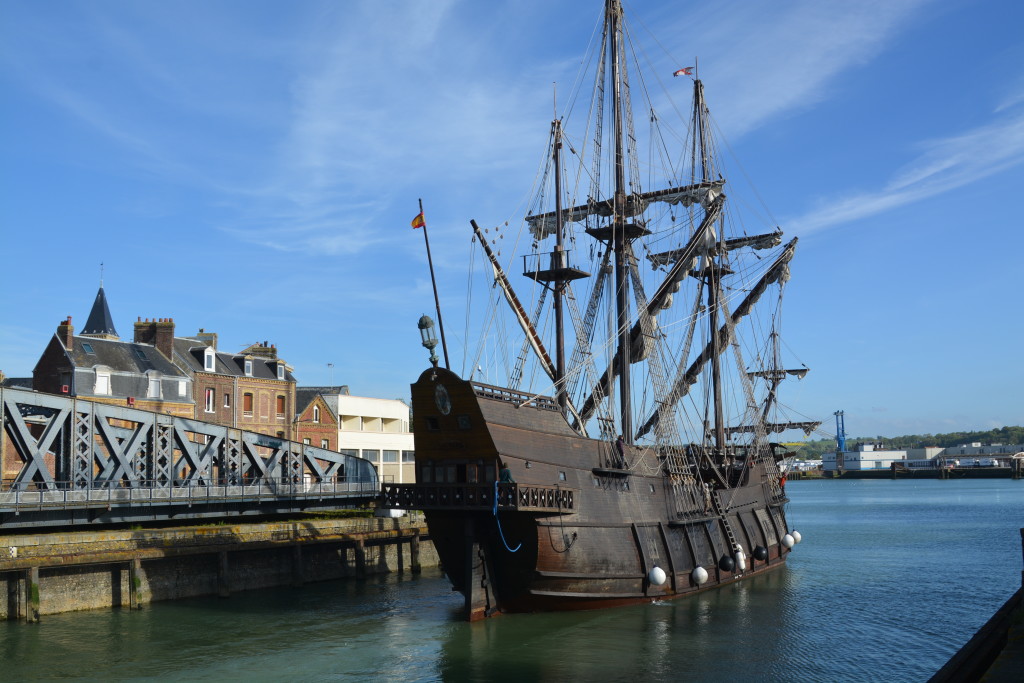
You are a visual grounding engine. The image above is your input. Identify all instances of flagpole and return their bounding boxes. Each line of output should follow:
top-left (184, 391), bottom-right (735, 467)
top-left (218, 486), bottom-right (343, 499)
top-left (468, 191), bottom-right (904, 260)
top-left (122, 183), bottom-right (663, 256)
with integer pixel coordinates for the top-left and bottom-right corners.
top-left (418, 198), bottom-right (450, 369)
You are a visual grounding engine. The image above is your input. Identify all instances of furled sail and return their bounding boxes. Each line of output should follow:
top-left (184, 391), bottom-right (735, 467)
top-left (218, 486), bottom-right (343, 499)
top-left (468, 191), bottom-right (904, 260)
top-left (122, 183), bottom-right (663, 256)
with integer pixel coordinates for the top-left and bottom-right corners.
top-left (747, 368), bottom-right (809, 380)
top-left (634, 238), bottom-right (798, 440)
top-left (573, 201), bottom-right (722, 426)
top-left (724, 421), bottom-right (822, 436)
top-left (648, 229), bottom-right (783, 268)
top-left (526, 180), bottom-right (726, 240)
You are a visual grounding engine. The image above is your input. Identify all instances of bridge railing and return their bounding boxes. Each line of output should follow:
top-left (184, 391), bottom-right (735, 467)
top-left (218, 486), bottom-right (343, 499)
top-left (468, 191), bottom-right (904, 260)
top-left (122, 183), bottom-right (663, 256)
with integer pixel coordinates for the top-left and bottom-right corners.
top-left (380, 482), bottom-right (575, 513)
top-left (0, 477), bottom-right (379, 512)
top-left (0, 386), bottom-right (378, 497)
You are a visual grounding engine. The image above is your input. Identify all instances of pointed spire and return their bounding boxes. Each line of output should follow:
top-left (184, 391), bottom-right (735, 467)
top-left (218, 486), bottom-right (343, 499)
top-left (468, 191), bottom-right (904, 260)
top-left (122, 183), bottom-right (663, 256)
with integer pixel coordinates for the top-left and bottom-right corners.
top-left (81, 286), bottom-right (119, 340)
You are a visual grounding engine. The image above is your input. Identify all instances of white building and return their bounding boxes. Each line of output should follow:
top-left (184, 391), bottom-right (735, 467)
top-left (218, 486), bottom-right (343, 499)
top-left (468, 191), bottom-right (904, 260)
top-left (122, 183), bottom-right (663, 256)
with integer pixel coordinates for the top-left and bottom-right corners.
top-left (323, 392), bottom-right (415, 484)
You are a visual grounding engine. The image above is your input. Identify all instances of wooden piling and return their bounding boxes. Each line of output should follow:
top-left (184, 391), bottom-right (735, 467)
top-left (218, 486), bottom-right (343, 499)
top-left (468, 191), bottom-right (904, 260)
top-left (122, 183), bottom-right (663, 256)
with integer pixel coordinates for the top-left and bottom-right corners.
top-left (411, 531), bottom-right (422, 575)
top-left (217, 551), bottom-right (231, 597)
top-left (25, 567), bottom-right (40, 623)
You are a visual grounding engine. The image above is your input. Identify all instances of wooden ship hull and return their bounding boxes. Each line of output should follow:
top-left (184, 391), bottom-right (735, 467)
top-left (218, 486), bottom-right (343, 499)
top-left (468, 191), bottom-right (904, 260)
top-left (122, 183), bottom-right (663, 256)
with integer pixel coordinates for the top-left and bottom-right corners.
top-left (382, 368), bottom-right (794, 620)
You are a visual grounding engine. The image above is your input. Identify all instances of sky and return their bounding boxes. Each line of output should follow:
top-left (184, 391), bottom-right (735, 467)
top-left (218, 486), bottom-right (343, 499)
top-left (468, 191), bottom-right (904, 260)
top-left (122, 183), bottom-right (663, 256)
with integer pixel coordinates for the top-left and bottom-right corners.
top-left (1, 0), bottom-right (1022, 441)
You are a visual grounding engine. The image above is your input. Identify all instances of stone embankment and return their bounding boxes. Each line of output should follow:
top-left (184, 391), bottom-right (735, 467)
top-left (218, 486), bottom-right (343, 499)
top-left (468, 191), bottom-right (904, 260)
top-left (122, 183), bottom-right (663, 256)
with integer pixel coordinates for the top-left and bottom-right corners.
top-left (1, 515), bottom-right (437, 621)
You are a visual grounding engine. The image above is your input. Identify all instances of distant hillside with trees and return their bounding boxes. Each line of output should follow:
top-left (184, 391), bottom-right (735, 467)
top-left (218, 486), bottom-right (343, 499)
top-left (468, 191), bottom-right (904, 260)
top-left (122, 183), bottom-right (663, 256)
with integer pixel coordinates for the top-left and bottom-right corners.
top-left (786, 426), bottom-right (1024, 459)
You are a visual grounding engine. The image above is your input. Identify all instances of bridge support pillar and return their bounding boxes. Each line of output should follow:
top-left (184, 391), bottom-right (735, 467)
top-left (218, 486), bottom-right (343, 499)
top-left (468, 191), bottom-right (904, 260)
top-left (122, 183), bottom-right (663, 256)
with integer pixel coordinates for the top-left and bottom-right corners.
top-left (129, 558), bottom-right (150, 608)
top-left (354, 540), bottom-right (366, 579)
top-left (217, 552), bottom-right (231, 597)
top-left (291, 545), bottom-right (304, 587)
top-left (411, 531), bottom-right (422, 575)
top-left (25, 567), bottom-right (40, 623)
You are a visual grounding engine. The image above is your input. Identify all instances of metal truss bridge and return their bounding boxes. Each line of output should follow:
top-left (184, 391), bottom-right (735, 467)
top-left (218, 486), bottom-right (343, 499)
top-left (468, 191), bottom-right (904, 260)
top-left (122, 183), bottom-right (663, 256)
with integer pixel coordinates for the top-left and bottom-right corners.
top-left (1, 386), bottom-right (379, 529)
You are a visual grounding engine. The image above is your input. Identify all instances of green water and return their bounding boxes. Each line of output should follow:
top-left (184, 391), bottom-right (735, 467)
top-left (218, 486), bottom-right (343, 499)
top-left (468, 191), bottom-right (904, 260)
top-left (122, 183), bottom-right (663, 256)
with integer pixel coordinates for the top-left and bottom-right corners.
top-left (2, 479), bottom-right (1021, 682)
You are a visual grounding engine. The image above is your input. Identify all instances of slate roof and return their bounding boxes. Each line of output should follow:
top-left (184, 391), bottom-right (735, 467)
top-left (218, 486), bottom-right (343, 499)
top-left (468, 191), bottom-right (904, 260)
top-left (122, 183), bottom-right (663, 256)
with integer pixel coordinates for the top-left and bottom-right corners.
top-left (70, 336), bottom-right (187, 377)
top-left (81, 286), bottom-right (119, 338)
top-left (295, 386), bottom-right (349, 420)
top-left (172, 337), bottom-right (295, 381)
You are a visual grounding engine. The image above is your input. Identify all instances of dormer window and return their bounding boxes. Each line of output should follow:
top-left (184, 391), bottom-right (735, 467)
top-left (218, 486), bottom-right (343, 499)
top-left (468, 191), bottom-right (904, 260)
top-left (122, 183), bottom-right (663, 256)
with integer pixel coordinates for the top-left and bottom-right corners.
top-left (82, 343), bottom-right (95, 354)
top-left (204, 349), bottom-right (215, 372)
top-left (276, 364), bottom-right (285, 380)
top-left (146, 372), bottom-right (162, 398)
top-left (244, 359), bottom-right (253, 376)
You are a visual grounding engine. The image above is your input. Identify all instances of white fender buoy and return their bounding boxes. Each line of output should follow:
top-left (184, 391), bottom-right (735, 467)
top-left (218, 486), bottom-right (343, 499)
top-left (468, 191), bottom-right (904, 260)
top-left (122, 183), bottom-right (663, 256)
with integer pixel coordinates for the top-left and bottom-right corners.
top-left (691, 566), bottom-right (708, 585)
top-left (648, 566), bottom-right (667, 586)
top-left (782, 533), bottom-right (795, 549)
top-left (791, 530), bottom-right (802, 544)
top-left (734, 546), bottom-right (746, 571)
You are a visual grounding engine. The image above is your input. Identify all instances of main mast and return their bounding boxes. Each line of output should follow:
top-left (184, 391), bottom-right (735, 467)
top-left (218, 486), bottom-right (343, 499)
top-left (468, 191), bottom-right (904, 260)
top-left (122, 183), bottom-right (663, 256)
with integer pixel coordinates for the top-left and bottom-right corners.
top-left (693, 76), bottom-right (726, 452)
top-left (608, 0), bottom-right (633, 442)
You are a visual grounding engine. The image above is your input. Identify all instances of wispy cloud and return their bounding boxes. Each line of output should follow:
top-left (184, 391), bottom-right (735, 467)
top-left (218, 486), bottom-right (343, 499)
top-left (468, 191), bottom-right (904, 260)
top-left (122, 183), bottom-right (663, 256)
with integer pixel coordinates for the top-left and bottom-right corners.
top-left (788, 109), bottom-right (1024, 234)
top-left (640, 0), bottom-right (935, 136)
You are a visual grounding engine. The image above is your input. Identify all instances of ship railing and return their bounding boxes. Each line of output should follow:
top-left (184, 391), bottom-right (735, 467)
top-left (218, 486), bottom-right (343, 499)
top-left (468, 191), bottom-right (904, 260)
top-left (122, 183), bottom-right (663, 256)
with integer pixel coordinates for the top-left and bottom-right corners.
top-left (380, 482), bottom-right (574, 513)
top-left (470, 382), bottom-right (560, 412)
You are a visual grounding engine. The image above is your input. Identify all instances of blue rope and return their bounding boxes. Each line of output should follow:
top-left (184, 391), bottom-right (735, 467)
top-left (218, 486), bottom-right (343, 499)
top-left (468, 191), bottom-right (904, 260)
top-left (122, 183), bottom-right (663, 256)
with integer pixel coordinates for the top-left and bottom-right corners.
top-left (493, 480), bottom-right (521, 552)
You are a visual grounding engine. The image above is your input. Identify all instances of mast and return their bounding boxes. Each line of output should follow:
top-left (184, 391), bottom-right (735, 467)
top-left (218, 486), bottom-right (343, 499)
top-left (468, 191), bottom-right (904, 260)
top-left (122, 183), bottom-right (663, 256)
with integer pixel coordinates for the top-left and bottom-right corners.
top-left (608, 0), bottom-right (633, 442)
top-left (693, 76), bottom-right (726, 452)
top-left (553, 118), bottom-right (567, 413)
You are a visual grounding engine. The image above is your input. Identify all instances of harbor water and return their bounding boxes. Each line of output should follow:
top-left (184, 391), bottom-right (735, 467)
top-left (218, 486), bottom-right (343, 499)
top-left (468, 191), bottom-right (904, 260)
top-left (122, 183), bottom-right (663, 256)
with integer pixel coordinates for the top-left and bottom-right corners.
top-left (3, 478), bottom-right (1021, 682)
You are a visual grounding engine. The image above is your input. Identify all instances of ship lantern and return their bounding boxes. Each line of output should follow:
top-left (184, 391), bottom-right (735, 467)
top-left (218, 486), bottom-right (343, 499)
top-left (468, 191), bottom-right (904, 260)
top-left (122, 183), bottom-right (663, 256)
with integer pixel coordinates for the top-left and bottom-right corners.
top-left (782, 534), bottom-right (795, 549)
top-left (691, 566), bottom-right (709, 585)
top-left (791, 530), bottom-right (802, 544)
top-left (648, 566), bottom-right (667, 586)
top-left (418, 315), bottom-right (439, 367)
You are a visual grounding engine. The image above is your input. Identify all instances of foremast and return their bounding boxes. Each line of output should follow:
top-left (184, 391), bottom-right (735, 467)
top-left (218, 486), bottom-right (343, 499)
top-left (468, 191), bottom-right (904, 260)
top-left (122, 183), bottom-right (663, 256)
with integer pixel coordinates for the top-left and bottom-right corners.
top-left (608, 0), bottom-right (634, 443)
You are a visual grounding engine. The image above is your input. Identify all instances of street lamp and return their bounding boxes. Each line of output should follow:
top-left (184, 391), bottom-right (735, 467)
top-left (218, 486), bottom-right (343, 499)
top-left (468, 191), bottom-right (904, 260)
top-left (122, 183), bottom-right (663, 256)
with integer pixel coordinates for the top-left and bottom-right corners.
top-left (418, 315), bottom-right (439, 367)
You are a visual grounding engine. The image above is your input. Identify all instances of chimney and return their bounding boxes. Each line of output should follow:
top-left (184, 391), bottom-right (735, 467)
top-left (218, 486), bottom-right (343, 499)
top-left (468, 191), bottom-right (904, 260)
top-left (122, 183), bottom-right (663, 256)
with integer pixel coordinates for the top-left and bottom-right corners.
top-left (57, 316), bottom-right (74, 349)
top-left (244, 341), bottom-right (278, 359)
top-left (134, 317), bottom-right (175, 360)
top-left (194, 328), bottom-right (218, 349)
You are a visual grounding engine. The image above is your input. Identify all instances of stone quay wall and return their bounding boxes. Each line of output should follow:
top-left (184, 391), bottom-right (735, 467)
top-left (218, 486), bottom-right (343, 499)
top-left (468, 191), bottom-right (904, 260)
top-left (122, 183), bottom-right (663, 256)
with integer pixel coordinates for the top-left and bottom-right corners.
top-left (1, 515), bottom-right (438, 621)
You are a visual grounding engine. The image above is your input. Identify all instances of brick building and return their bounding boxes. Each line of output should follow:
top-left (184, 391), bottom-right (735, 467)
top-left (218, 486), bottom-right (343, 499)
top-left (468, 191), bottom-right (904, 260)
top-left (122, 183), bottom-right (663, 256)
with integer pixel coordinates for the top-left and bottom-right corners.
top-left (32, 288), bottom-right (194, 416)
top-left (294, 387), bottom-right (343, 451)
top-left (171, 330), bottom-right (296, 439)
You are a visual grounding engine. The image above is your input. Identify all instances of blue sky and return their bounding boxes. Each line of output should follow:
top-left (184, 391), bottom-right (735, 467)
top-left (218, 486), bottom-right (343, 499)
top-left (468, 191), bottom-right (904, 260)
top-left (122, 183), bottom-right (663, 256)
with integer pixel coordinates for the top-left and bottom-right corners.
top-left (2, 0), bottom-right (1022, 440)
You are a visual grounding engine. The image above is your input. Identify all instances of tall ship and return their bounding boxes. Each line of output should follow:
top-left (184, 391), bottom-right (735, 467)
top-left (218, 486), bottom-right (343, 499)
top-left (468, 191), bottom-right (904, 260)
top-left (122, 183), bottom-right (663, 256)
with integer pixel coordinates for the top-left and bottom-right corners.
top-left (383, 0), bottom-right (818, 620)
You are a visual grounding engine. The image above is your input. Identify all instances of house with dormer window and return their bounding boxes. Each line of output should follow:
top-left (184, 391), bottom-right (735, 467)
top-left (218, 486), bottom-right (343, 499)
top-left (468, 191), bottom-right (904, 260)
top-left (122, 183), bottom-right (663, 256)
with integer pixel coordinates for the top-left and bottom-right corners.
top-left (31, 288), bottom-right (194, 416)
top-left (171, 331), bottom-right (296, 439)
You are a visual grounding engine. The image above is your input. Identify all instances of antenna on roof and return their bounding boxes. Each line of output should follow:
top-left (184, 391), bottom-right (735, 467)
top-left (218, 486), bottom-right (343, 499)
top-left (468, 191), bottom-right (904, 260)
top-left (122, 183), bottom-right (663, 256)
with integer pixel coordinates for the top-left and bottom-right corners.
top-left (100, 262), bottom-right (104, 288)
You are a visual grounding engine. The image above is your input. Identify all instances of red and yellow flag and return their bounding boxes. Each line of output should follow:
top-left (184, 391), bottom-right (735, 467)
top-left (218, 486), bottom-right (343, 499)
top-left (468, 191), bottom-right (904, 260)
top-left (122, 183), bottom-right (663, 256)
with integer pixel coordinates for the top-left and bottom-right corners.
top-left (411, 212), bottom-right (426, 229)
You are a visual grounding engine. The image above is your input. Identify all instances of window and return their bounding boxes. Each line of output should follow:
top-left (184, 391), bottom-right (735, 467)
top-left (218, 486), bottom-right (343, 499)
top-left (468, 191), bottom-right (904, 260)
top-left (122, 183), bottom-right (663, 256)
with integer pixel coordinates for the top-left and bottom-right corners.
top-left (313, 406), bottom-right (320, 423)
top-left (204, 350), bottom-right (215, 371)
top-left (147, 374), bottom-right (161, 398)
top-left (276, 395), bottom-right (285, 417)
top-left (363, 449), bottom-right (380, 463)
top-left (94, 369), bottom-right (111, 395)
top-left (277, 364), bottom-right (285, 380)
top-left (243, 392), bottom-right (254, 415)
top-left (244, 359), bottom-right (253, 376)
top-left (223, 393), bottom-right (230, 408)
top-left (383, 450), bottom-right (398, 463)
top-left (135, 347), bottom-right (148, 361)
top-left (82, 342), bottom-right (95, 354)
top-left (178, 380), bottom-right (187, 397)
top-left (339, 449), bottom-right (358, 458)
top-left (321, 439), bottom-right (330, 449)
top-left (402, 450), bottom-right (415, 463)
top-left (303, 438), bottom-right (311, 446)
top-left (205, 388), bottom-right (215, 412)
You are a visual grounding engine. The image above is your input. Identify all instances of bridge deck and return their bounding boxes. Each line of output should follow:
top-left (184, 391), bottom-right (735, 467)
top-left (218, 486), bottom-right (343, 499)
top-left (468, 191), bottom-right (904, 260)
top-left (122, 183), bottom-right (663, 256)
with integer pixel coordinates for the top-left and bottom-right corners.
top-left (1, 387), bottom-right (379, 529)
